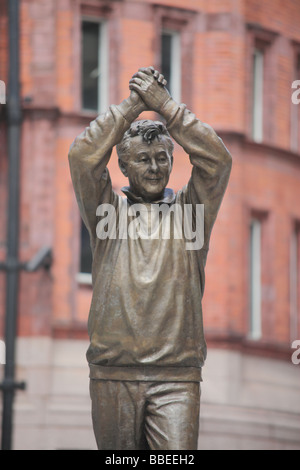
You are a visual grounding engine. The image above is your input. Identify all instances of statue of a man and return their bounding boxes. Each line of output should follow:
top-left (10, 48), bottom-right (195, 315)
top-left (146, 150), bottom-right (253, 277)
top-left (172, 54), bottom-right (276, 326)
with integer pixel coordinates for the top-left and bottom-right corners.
top-left (69, 67), bottom-right (232, 450)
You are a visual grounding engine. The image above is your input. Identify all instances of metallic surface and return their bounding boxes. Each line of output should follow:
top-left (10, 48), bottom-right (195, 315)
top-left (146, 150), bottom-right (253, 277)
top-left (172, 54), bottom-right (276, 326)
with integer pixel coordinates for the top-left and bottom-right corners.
top-left (1, 0), bottom-right (22, 451)
top-left (69, 67), bottom-right (232, 449)
top-left (90, 380), bottom-right (200, 450)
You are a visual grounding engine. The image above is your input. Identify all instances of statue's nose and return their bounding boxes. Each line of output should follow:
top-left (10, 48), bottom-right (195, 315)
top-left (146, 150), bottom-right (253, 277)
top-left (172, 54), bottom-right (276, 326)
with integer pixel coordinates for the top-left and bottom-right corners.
top-left (149, 158), bottom-right (159, 172)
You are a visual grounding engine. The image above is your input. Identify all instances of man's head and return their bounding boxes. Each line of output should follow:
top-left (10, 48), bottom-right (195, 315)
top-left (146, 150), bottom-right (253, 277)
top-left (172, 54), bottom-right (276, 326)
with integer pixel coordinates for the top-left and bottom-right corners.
top-left (117, 120), bottom-right (174, 202)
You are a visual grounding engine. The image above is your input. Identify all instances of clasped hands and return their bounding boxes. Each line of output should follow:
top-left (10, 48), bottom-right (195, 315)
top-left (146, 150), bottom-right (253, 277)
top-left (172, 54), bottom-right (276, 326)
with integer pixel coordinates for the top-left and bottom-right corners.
top-left (128, 66), bottom-right (171, 115)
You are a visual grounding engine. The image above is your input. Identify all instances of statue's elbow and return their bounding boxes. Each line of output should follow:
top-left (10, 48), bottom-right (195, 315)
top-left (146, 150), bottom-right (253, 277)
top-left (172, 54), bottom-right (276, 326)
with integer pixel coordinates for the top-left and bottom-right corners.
top-left (68, 138), bottom-right (81, 164)
top-left (225, 149), bottom-right (232, 167)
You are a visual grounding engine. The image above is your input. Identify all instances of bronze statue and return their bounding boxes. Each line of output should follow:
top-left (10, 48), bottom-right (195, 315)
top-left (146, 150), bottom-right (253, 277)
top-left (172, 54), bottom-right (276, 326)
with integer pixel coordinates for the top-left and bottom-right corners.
top-left (69, 67), bottom-right (232, 450)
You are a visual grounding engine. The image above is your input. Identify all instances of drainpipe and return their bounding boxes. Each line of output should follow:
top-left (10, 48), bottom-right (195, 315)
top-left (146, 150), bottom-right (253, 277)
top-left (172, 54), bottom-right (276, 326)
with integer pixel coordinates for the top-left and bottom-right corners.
top-left (0, 0), bottom-right (53, 450)
top-left (0, 0), bottom-right (24, 451)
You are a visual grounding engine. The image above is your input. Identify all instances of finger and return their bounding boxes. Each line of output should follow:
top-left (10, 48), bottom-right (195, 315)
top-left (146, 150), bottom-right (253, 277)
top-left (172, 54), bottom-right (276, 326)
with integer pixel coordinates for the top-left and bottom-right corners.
top-left (131, 72), bottom-right (142, 80)
top-left (129, 83), bottom-right (142, 93)
top-left (157, 74), bottom-right (166, 85)
top-left (162, 79), bottom-right (168, 87)
top-left (131, 71), bottom-right (149, 81)
top-left (130, 74), bottom-right (147, 84)
top-left (138, 67), bottom-right (153, 76)
top-left (129, 78), bottom-right (143, 88)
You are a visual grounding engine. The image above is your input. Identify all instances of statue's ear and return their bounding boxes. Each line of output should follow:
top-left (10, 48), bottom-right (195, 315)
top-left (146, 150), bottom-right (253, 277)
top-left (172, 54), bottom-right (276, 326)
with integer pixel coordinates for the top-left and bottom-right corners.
top-left (118, 158), bottom-right (128, 177)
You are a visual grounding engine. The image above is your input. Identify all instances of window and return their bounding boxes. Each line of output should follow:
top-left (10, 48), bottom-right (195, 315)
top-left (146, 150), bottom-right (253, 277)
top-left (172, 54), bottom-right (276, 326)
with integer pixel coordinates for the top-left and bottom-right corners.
top-left (79, 221), bottom-right (92, 283)
top-left (252, 48), bottom-right (264, 143)
top-left (154, 5), bottom-right (195, 107)
top-left (291, 53), bottom-right (300, 152)
top-left (290, 223), bottom-right (300, 341)
top-left (81, 19), bottom-right (108, 113)
top-left (0, 80), bottom-right (5, 105)
top-left (161, 30), bottom-right (181, 103)
top-left (249, 219), bottom-right (262, 339)
top-left (247, 25), bottom-right (277, 144)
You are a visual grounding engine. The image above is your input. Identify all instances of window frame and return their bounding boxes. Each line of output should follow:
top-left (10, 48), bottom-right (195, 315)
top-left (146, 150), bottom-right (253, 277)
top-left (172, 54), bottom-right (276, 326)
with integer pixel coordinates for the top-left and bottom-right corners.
top-left (247, 209), bottom-right (269, 341)
top-left (249, 218), bottom-right (262, 340)
top-left (77, 218), bottom-right (93, 284)
top-left (246, 25), bottom-right (278, 145)
top-left (291, 44), bottom-right (300, 153)
top-left (81, 16), bottom-right (109, 115)
top-left (161, 28), bottom-right (182, 104)
top-left (153, 5), bottom-right (196, 109)
top-left (252, 47), bottom-right (264, 143)
top-left (290, 222), bottom-right (300, 341)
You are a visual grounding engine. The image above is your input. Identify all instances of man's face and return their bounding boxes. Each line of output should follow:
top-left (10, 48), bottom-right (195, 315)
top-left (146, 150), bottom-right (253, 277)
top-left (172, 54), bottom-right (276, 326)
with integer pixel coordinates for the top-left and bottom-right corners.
top-left (119, 135), bottom-right (173, 202)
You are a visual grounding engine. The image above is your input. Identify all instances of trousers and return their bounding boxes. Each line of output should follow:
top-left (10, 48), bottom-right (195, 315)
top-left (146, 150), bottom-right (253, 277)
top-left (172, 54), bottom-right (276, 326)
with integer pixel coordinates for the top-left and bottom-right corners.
top-left (90, 379), bottom-right (201, 450)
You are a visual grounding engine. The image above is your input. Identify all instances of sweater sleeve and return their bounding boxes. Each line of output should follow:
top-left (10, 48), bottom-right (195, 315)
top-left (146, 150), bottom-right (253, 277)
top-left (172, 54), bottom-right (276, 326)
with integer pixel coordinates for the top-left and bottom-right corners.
top-left (162, 99), bottom-right (232, 253)
top-left (68, 103), bottom-right (136, 249)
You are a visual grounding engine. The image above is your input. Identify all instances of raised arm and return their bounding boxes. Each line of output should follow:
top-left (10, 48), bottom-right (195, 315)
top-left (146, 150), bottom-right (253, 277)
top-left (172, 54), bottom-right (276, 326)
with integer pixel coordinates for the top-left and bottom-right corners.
top-left (163, 100), bottom-right (232, 252)
top-left (130, 67), bottom-right (232, 251)
top-left (68, 91), bottom-right (147, 246)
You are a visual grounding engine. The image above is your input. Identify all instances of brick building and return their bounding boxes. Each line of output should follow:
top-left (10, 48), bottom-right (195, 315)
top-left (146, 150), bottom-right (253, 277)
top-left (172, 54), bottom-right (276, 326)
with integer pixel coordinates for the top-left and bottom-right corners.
top-left (0, 0), bottom-right (300, 450)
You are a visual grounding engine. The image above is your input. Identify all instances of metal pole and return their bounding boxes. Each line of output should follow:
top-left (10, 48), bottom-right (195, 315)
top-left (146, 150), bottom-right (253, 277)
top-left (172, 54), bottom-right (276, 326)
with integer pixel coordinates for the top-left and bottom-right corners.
top-left (0, 0), bottom-right (52, 449)
top-left (1, 0), bottom-right (24, 450)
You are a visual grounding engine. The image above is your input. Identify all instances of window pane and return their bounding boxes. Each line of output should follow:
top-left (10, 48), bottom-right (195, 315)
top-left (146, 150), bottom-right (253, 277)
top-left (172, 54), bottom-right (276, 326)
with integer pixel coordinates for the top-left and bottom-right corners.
top-left (249, 219), bottom-right (262, 339)
top-left (80, 221), bottom-right (92, 274)
top-left (161, 31), bottom-right (181, 103)
top-left (252, 49), bottom-right (264, 143)
top-left (82, 21), bottom-right (99, 111)
top-left (161, 33), bottom-right (172, 93)
top-left (290, 225), bottom-right (300, 341)
top-left (291, 54), bottom-right (300, 152)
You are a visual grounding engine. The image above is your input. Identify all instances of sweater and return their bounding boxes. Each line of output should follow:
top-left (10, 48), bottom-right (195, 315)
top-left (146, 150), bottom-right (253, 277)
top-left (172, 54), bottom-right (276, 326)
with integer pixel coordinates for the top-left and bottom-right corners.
top-left (68, 99), bottom-right (232, 382)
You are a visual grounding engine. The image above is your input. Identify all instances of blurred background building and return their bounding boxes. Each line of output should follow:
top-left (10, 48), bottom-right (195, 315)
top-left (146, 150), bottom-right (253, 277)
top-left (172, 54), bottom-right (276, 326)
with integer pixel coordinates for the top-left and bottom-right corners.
top-left (0, 0), bottom-right (300, 450)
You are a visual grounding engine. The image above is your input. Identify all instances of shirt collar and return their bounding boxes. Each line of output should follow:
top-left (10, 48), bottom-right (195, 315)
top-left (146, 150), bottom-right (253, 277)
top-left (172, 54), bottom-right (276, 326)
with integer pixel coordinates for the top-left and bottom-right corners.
top-left (121, 186), bottom-right (176, 205)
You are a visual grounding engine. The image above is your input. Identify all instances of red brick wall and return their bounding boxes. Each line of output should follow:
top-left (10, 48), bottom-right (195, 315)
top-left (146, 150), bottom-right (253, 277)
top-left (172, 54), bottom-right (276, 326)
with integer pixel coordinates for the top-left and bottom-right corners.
top-left (204, 135), bottom-right (300, 346)
top-left (0, 0), bottom-right (299, 356)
